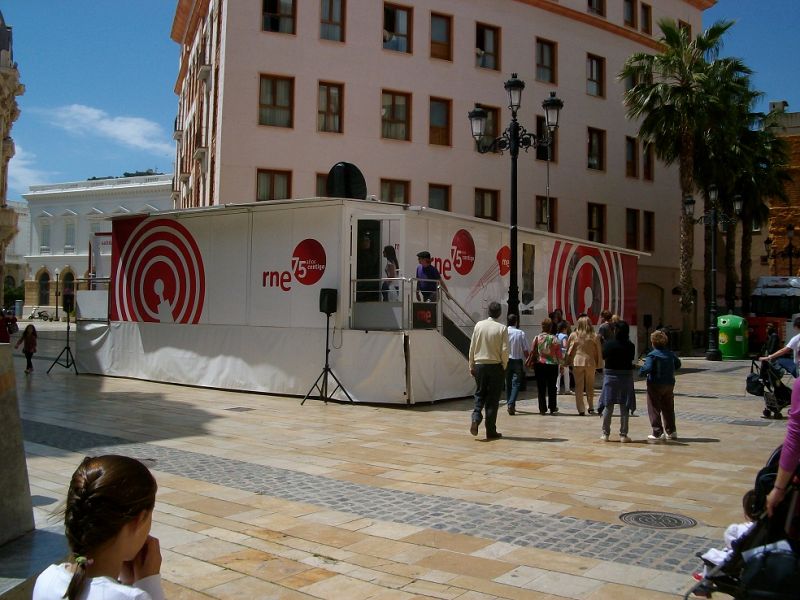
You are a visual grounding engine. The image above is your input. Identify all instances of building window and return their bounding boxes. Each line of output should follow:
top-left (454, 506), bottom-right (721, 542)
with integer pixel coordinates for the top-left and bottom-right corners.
top-left (383, 4), bottom-right (412, 53)
top-left (535, 38), bottom-right (557, 84)
top-left (623, 0), bottom-right (637, 27)
top-left (430, 13), bottom-right (452, 61)
top-left (39, 219), bottom-right (51, 254)
top-left (535, 116), bottom-right (557, 162)
top-left (587, 128), bottom-right (605, 171)
top-left (536, 196), bottom-right (556, 233)
top-left (65, 220), bottom-right (76, 254)
top-left (626, 208), bottom-right (640, 250)
top-left (381, 179), bottom-right (409, 203)
top-left (588, 203), bottom-right (606, 243)
top-left (588, 0), bottom-right (605, 17)
top-left (429, 97), bottom-right (451, 146)
top-left (476, 105), bottom-right (500, 153)
top-left (623, 72), bottom-right (637, 92)
top-left (625, 136), bottom-right (639, 178)
top-left (316, 173), bottom-right (328, 196)
top-left (262, 0), bottom-right (295, 34)
top-left (475, 23), bottom-right (500, 70)
top-left (429, 184), bottom-right (450, 211)
top-left (259, 75), bottom-right (293, 127)
top-left (642, 141), bottom-right (655, 180)
top-left (320, 0), bottom-right (345, 41)
top-left (381, 90), bottom-right (411, 140)
top-left (678, 20), bottom-right (692, 37)
top-left (257, 169), bottom-right (291, 201)
top-left (643, 210), bottom-right (655, 251)
top-left (586, 54), bottom-right (605, 97)
top-left (318, 82), bottom-right (343, 133)
top-left (475, 189), bottom-right (498, 221)
top-left (640, 3), bottom-right (652, 34)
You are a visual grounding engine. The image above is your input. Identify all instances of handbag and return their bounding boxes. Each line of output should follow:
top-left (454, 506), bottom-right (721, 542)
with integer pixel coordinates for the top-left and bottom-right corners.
top-left (525, 336), bottom-right (540, 368)
top-left (746, 362), bottom-right (764, 397)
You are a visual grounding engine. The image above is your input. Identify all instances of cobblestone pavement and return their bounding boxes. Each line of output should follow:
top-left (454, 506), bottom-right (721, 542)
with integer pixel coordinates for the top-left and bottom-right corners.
top-left (22, 419), bottom-right (718, 574)
top-left (13, 351), bottom-right (789, 599)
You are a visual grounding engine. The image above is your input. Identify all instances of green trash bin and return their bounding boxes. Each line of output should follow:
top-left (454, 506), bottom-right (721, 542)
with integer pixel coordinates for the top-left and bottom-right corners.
top-left (717, 314), bottom-right (748, 359)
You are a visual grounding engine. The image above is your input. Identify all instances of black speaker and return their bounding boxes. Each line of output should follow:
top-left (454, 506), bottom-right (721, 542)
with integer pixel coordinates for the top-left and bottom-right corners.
top-left (643, 313), bottom-right (653, 329)
top-left (319, 288), bottom-right (337, 315)
top-left (63, 291), bottom-right (75, 313)
top-left (326, 162), bottom-right (367, 200)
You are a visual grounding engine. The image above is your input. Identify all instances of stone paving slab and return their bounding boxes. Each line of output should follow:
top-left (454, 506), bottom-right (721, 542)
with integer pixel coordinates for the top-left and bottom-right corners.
top-left (10, 353), bottom-right (789, 598)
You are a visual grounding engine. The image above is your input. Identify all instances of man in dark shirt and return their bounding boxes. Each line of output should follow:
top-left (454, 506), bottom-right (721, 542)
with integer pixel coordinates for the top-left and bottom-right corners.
top-left (415, 251), bottom-right (447, 301)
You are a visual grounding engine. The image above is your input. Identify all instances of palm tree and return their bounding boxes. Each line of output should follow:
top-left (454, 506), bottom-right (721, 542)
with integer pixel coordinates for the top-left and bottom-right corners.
top-left (620, 19), bottom-right (748, 354)
top-left (693, 73), bottom-right (756, 318)
top-left (735, 121), bottom-right (790, 312)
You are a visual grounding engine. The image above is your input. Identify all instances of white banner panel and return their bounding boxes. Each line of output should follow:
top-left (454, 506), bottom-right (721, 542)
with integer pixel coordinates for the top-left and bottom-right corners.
top-left (249, 205), bottom-right (342, 328)
top-left (76, 322), bottom-right (410, 404)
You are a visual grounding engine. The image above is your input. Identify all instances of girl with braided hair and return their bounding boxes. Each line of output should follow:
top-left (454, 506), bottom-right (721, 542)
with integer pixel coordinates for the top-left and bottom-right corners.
top-left (33, 455), bottom-right (164, 600)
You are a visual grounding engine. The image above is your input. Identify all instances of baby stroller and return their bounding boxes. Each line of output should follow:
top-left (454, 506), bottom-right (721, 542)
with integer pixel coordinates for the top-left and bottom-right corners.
top-left (746, 360), bottom-right (793, 419)
top-left (684, 446), bottom-right (800, 599)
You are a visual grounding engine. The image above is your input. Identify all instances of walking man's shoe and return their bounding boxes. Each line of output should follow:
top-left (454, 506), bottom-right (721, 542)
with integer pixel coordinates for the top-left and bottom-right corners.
top-left (470, 421), bottom-right (479, 436)
top-left (486, 432), bottom-right (503, 440)
top-left (507, 406), bottom-right (516, 415)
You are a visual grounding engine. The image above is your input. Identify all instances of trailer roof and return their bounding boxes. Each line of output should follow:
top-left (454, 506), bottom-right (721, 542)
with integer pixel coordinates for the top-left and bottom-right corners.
top-left (109, 196), bottom-right (645, 258)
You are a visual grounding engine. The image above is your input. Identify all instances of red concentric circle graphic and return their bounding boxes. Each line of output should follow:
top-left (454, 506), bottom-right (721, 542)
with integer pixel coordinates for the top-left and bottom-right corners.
top-left (450, 229), bottom-right (476, 276)
top-left (548, 241), bottom-right (624, 324)
top-left (292, 239), bottom-right (326, 285)
top-left (113, 218), bottom-right (205, 323)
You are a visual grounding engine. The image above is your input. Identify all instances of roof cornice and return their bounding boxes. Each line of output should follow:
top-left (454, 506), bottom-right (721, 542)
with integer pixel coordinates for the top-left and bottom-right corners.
top-left (512, 0), bottom-right (710, 51)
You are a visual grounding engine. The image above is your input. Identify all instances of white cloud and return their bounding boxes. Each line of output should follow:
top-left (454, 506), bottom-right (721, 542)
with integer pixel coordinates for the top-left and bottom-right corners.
top-left (46, 104), bottom-right (174, 157)
top-left (7, 145), bottom-right (55, 198)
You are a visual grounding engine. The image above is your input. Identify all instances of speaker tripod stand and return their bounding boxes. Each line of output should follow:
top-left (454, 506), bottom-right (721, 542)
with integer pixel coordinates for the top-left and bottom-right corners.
top-left (302, 310), bottom-right (352, 404)
top-left (48, 313), bottom-right (78, 375)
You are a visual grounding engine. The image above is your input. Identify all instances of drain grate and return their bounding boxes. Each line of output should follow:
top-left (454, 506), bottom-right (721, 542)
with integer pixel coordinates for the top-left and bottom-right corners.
top-left (619, 511), bottom-right (697, 529)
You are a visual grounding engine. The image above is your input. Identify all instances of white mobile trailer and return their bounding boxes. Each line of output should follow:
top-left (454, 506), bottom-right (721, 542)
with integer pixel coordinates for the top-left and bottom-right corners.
top-left (76, 198), bottom-right (638, 404)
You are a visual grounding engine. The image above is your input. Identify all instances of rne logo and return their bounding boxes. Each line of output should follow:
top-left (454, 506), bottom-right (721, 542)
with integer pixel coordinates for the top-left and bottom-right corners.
top-left (263, 238), bottom-right (326, 291)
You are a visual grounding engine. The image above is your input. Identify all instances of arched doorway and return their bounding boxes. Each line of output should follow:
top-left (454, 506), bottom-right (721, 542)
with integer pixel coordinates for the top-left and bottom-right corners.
top-left (63, 271), bottom-right (75, 293)
top-left (38, 272), bottom-right (50, 306)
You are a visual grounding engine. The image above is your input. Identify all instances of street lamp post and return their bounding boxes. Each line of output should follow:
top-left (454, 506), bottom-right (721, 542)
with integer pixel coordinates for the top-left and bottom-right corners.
top-left (468, 74), bottom-right (563, 318)
top-left (54, 268), bottom-right (60, 321)
top-left (683, 186), bottom-right (742, 361)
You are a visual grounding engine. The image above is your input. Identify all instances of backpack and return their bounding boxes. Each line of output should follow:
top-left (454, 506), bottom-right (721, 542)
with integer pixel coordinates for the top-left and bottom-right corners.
top-left (5, 317), bottom-right (18, 335)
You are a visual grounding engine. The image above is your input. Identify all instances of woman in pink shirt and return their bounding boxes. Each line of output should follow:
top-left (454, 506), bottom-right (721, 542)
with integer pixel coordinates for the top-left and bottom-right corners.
top-left (766, 376), bottom-right (800, 516)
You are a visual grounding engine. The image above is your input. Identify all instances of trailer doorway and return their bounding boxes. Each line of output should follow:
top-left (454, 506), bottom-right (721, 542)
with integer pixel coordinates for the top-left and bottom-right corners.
top-left (351, 215), bottom-right (405, 330)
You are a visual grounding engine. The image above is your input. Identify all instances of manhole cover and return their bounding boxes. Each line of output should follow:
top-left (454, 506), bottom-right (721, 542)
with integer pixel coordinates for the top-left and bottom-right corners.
top-left (619, 511), bottom-right (697, 529)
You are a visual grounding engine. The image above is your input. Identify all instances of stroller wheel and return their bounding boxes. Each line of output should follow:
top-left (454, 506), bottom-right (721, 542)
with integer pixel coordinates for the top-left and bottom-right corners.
top-left (773, 411), bottom-right (784, 419)
top-left (763, 408), bottom-right (772, 418)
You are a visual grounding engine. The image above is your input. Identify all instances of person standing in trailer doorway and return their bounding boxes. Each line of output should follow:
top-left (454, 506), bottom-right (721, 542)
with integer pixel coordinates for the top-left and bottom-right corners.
top-left (382, 245), bottom-right (401, 301)
top-left (468, 301), bottom-right (509, 440)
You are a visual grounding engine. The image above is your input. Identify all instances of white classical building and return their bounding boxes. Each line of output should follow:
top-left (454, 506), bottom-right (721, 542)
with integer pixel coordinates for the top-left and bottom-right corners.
top-left (22, 174), bottom-right (173, 313)
top-left (4, 199), bottom-right (29, 288)
top-left (170, 0), bottom-right (714, 334)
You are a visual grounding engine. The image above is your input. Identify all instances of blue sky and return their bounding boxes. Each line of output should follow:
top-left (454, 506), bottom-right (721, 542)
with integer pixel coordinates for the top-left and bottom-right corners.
top-left (3, 0), bottom-right (799, 200)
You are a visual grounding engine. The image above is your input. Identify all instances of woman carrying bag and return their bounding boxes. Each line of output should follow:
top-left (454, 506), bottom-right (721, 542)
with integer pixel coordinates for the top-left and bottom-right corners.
top-left (526, 317), bottom-right (563, 415)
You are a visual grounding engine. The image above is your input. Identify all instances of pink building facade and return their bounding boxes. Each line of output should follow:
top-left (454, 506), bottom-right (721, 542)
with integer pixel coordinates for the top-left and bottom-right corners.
top-left (170, 0), bottom-right (715, 335)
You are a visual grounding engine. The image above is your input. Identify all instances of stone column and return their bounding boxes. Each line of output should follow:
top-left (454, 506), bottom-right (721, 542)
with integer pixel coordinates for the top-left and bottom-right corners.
top-left (0, 344), bottom-right (34, 545)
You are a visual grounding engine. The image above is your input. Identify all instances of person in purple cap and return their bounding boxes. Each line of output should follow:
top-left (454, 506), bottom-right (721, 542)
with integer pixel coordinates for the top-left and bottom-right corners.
top-left (416, 250), bottom-right (447, 301)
